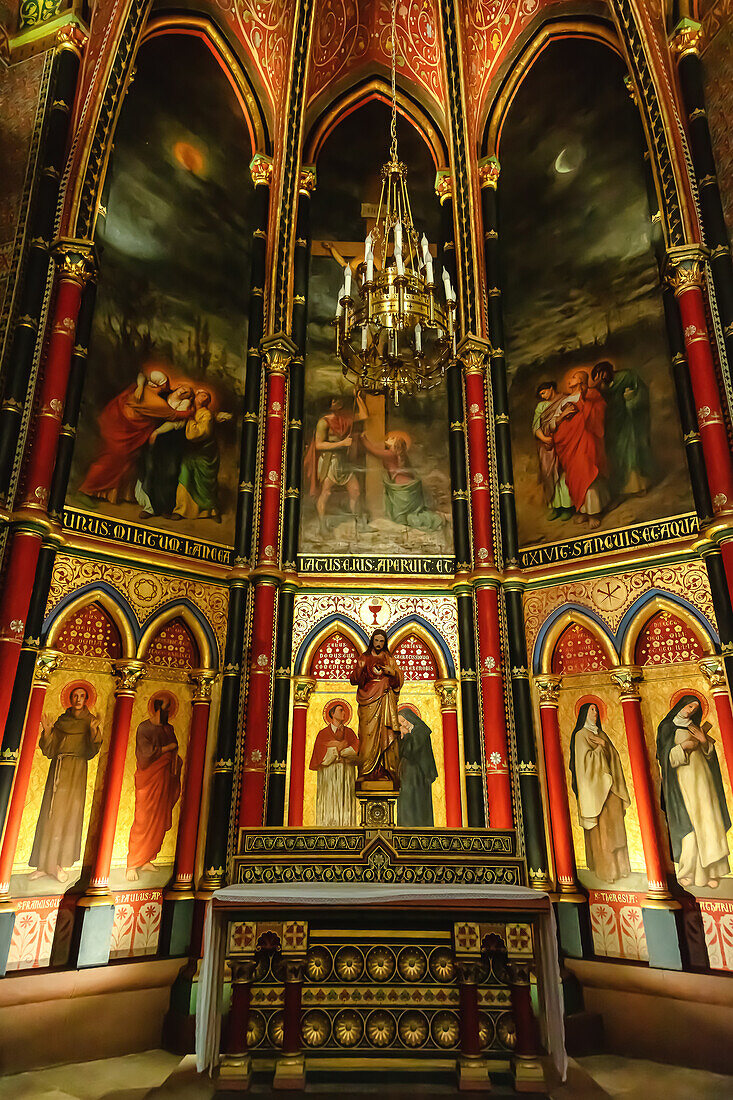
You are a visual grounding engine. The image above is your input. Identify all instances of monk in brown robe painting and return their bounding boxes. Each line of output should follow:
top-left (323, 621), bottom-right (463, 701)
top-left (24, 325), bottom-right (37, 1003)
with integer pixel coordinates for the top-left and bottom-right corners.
top-left (29, 682), bottom-right (102, 883)
top-left (350, 629), bottom-right (404, 786)
top-left (126, 692), bottom-right (182, 881)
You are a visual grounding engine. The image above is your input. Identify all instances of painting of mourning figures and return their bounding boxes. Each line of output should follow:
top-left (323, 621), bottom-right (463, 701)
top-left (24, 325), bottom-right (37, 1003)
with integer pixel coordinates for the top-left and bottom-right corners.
top-left (302, 102), bottom-right (453, 558)
top-left (68, 35), bottom-right (253, 544)
top-left (501, 40), bottom-right (693, 548)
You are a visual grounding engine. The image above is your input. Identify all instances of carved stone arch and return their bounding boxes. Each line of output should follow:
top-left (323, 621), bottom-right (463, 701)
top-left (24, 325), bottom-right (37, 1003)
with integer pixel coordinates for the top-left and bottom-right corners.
top-left (304, 76), bottom-right (449, 168)
top-left (538, 608), bottom-right (619, 675)
top-left (63, 7), bottom-right (272, 240)
top-left (137, 603), bottom-right (216, 669)
top-left (46, 587), bottom-right (136, 658)
top-left (480, 13), bottom-right (693, 248)
top-left (620, 593), bottom-right (716, 665)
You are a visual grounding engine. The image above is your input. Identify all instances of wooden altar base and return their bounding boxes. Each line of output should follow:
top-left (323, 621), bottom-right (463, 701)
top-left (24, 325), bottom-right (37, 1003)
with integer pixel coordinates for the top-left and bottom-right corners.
top-left (196, 829), bottom-right (564, 1093)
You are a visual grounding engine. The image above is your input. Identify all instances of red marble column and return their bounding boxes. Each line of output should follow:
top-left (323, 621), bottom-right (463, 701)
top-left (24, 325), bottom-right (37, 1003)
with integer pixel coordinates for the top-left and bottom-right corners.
top-left (456, 336), bottom-right (513, 831)
top-left (475, 582), bottom-right (513, 829)
top-left (461, 337), bottom-right (494, 568)
top-left (666, 247), bottom-right (733, 513)
top-left (239, 336), bottom-right (297, 829)
top-left (21, 245), bottom-right (94, 511)
top-left (274, 958), bottom-right (306, 1088)
top-left (287, 678), bottom-right (315, 827)
top-left (699, 656), bottom-right (733, 784)
top-left (223, 961), bottom-right (256, 1054)
top-left (257, 338), bottom-right (292, 568)
top-left (611, 667), bottom-right (672, 900)
top-left (534, 674), bottom-right (579, 893)
top-left (435, 679), bottom-right (462, 828)
top-left (239, 577), bottom-right (278, 827)
top-left (0, 650), bottom-right (62, 898)
top-left (167, 670), bottom-right (217, 895)
top-left (84, 661), bottom-right (146, 897)
top-left (0, 242), bottom-right (94, 742)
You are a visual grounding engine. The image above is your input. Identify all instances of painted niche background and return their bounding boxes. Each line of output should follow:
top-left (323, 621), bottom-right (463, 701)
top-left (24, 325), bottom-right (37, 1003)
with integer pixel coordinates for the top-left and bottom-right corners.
top-left (499, 40), bottom-right (692, 548)
top-left (68, 35), bottom-right (255, 545)
top-left (302, 101), bottom-right (453, 560)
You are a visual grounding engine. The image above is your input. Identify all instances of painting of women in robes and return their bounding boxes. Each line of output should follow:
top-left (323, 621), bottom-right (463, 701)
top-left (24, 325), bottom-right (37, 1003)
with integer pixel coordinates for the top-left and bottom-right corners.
top-left (569, 699), bottom-right (631, 883)
top-left (173, 390), bottom-right (230, 522)
top-left (135, 384), bottom-right (194, 517)
top-left (656, 693), bottom-right (731, 890)
top-left (29, 682), bottom-right (102, 882)
top-left (309, 700), bottom-right (360, 827)
top-left (350, 629), bottom-right (404, 787)
top-left (79, 369), bottom-right (193, 505)
top-left (397, 705), bottom-right (438, 827)
top-left (126, 691), bottom-right (182, 881)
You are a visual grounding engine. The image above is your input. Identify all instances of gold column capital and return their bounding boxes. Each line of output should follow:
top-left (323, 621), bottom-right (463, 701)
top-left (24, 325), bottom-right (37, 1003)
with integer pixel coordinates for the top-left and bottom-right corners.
top-left (434, 678), bottom-right (458, 711)
top-left (261, 333), bottom-right (298, 375)
top-left (699, 655), bottom-right (727, 691)
top-left (112, 659), bottom-right (146, 694)
top-left (299, 164), bottom-right (317, 195)
top-left (478, 155), bottom-right (500, 190)
top-left (610, 665), bottom-right (643, 700)
top-left (670, 18), bottom-right (703, 59)
top-left (189, 668), bottom-right (218, 701)
top-left (534, 674), bottom-right (562, 707)
top-left (34, 648), bottom-right (63, 685)
top-left (434, 168), bottom-right (453, 203)
top-left (249, 152), bottom-right (273, 187)
top-left (456, 333), bottom-right (492, 374)
top-left (51, 238), bottom-right (97, 287)
top-left (293, 677), bottom-right (316, 706)
top-left (664, 244), bottom-right (708, 295)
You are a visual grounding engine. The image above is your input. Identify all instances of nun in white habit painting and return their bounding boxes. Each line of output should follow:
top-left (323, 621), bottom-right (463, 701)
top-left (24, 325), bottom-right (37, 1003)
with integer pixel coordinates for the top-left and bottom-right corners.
top-left (569, 698), bottom-right (632, 883)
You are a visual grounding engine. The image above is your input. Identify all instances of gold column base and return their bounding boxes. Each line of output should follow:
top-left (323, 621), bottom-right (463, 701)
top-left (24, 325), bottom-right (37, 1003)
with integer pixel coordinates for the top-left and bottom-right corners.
top-left (513, 1054), bottom-right (547, 1091)
top-left (273, 1052), bottom-right (306, 1090)
top-left (557, 889), bottom-right (587, 905)
top-left (218, 1052), bottom-right (252, 1090)
top-left (457, 1054), bottom-right (492, 1091)
top-left (77, 892), bottom-right (115, 908)
top-left (643, 891), bottom-right (682, 911)
top-left (163, 882), bottom-right (195, 902)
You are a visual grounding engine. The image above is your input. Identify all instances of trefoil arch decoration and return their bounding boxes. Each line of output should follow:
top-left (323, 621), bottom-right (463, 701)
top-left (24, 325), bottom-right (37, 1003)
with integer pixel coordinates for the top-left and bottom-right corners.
top-left (619, 591), bottom-right (717, 665)
top-left (43, 583), bottom-right (138, 657)
top-left (534, 605), bottom-right (619, 674)
top-left (136, 600), bottom-right (219, 670)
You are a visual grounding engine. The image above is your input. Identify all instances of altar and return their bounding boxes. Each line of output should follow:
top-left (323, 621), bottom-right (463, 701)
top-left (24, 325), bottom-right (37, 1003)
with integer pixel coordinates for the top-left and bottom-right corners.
top-left (195, 829), bottom-right (566, 1093)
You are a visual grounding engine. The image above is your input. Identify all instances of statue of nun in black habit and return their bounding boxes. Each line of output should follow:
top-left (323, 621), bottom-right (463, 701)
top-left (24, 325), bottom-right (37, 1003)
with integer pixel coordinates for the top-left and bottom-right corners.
top-left (656, 694), bottom-right (730, 889)
top-left (569, 699), bottom-right (631, 883)
top-left (397, 705), bottom-right (438, 827)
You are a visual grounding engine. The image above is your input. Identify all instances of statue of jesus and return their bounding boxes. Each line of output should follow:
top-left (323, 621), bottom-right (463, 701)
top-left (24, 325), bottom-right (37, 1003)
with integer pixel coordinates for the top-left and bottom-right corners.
top-left (350, 629), bottom-right (404, 787)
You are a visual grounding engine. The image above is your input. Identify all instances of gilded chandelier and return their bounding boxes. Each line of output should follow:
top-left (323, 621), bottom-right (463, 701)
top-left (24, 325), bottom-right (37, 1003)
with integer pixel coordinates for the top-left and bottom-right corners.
top-left (333, 0), bottom-right (456, 403)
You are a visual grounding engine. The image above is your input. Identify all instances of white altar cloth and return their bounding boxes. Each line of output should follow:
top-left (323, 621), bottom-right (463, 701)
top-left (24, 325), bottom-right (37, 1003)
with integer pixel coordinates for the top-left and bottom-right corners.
top-left (195, 882), bottom-right (567, 1082)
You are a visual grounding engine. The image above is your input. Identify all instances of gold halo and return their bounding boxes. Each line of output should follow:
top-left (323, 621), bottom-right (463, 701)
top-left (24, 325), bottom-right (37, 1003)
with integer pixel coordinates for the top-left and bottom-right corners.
top-left (574, 694), bottom-right (606, 724)
top-left (60, 679), bottom-right (97, 709)
top-left (669, 688), bottom-right (709, 721)
top-left (322, 698), bottom-right (352, 724)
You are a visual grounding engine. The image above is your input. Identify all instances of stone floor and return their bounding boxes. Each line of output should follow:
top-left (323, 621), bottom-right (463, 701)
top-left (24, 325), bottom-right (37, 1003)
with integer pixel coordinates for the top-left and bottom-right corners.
top-left (0, 1050), bottom-right (732, 1099)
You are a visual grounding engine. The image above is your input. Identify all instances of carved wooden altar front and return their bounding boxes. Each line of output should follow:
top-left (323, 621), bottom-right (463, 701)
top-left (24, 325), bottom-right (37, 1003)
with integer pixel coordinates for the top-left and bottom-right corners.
top-left (199, 828), bottom-right (562, 1093)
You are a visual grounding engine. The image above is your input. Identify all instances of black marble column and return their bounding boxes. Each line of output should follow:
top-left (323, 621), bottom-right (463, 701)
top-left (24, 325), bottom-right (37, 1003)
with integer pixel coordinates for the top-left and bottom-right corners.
top-left (479, 157), bottom-right (549, 886)
top-left (455, 584), bottom-right (484, 827)
top-left (234, 158), bottom-right (272, 566)
top-left (674, 24), bottom-right (733, 378)
top-left (201, 159), bottom-right (272, 883)
top-left (265, 177), bottom-right (312, 826)
top-left (0, 43), bottom-right (81, 504)
top-left (0, 275), bottom-right (96, 834)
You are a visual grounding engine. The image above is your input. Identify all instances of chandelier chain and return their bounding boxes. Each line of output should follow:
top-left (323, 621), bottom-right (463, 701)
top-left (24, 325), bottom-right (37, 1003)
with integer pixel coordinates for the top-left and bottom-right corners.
top-left (390, 0), bottom-right (398, 163)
